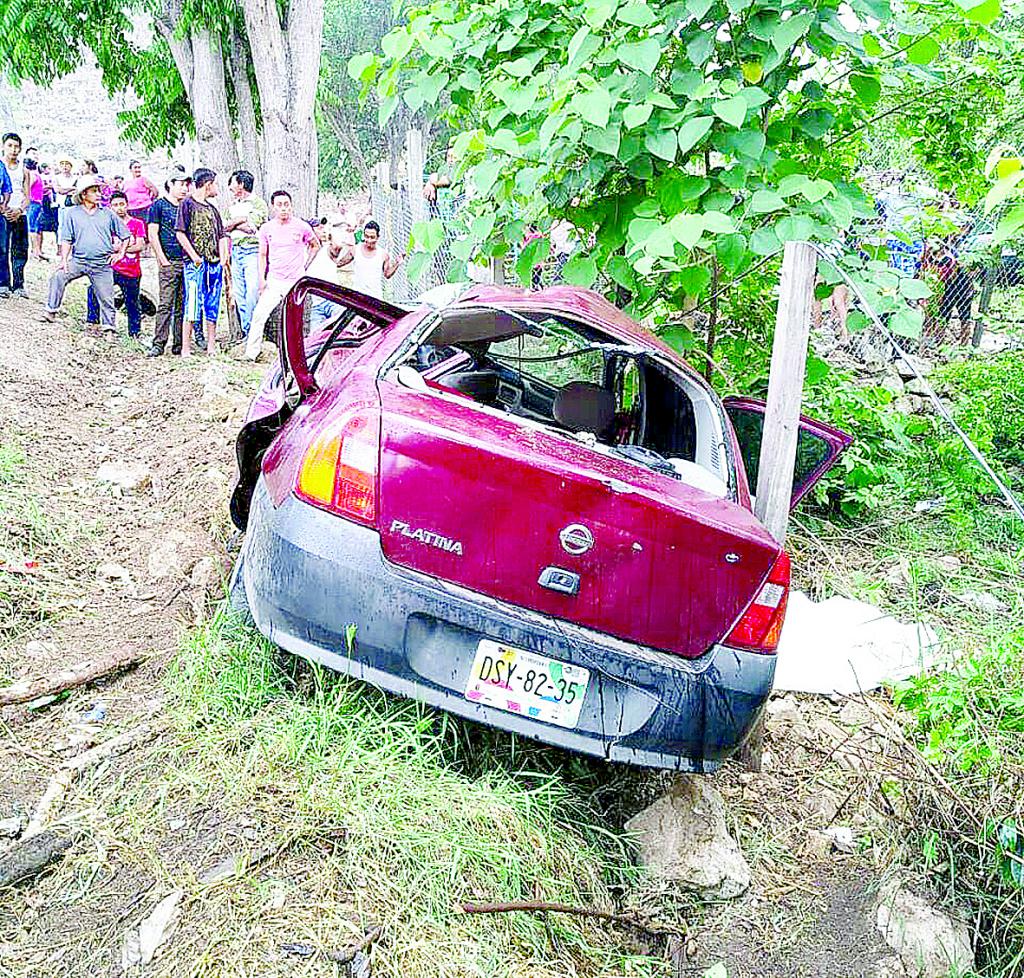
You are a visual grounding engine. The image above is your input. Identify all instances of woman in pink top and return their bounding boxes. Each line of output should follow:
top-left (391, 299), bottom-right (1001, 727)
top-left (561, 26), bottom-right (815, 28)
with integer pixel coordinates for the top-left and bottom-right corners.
top-left (26, 161), bottom-right (47, 260)
top-left (124, 160), bottom-right (159, 222)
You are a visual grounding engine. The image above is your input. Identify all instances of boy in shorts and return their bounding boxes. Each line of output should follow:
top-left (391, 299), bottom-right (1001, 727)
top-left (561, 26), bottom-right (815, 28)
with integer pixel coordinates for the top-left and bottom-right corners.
top-left (175, 167), bottom-right (229, 357)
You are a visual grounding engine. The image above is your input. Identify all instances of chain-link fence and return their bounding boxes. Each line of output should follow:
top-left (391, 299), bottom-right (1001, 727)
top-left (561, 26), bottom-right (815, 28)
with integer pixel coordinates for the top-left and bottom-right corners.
top-left (366, 139), bottom-right (1023, 359)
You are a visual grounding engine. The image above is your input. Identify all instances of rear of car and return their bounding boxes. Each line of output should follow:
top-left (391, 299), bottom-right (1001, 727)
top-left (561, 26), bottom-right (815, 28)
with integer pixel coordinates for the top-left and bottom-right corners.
top-left (231, 280), bottom-right (843, 770)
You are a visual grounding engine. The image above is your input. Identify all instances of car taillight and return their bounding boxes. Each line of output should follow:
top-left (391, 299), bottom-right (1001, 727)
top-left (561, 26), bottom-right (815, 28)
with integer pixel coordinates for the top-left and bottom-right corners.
top-left (725, 551), bottom-right (790, 654)
top-left (296, 411), bottom-right (379, 525)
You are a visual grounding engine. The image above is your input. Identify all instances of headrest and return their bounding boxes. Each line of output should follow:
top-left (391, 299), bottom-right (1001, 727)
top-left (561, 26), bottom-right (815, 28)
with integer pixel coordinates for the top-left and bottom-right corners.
top-left (552, 381), bottom-right (615, 436)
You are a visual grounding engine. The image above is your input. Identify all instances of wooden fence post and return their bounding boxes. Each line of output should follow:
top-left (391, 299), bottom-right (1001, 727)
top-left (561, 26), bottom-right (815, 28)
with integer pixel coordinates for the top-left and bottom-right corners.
top-left (406, 128), bottom-right (426, 231)
top-left (753, 240), bottom-right (818, 547)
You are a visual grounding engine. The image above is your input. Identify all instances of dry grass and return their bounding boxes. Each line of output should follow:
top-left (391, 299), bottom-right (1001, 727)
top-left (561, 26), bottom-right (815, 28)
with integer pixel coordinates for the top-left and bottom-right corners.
top-left (1, 611), bottom-right (680, 978)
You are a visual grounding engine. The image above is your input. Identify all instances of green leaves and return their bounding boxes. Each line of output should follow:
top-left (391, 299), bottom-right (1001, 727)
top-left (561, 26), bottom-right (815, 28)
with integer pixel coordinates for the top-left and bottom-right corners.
top-left (849, 73), bottom-right (881, 104)
top-left (645, 127), bottom-right (678, 162)
top-left (583, 0), bottom-right (618, 29)
top-left (515, 235), bottom-right (551, 285)
top-left (615, 38), bottom-right (662, 74)
top-left (750, 189), bottom-right (785, 213)
top-left (677, 115), bottom-right (714, 155)
top-left (571, 83), bottom-right (612, 127)
top-left (686, 32), bottom-right (715, 65)
top-left (984, 168), bottom-right (1024, 214)
top-left (347, 52), bottom-right (376, 83)
top-left (677, 264), bottom-right (712, 295)
top-left (712, 95), bottom-right (748, 128)
top-left (669, 213), bottom-right (704, 248)
top-left (412, 219), bottom-right (447, 252)
top-left (561, 253), bottom-right (599, 286)
top-left (616, 1), bottom-right (656, 26)
top-left (771, 11), bottom-right (813, 54)
top-left (957, 0), bottom-right (1001, 24)
top-left (381, 28), bottom-right (415, 61)
top-left (898, 276), bottom-right (932, 300)
top-left (623, 102), bottom-right (654, 129)
top-left (994, 204), bottom-right (1024, 244)
top-left (905, 35), bottom-right (940, 65)
top-left (363, 0), bottom-right (1009, 335)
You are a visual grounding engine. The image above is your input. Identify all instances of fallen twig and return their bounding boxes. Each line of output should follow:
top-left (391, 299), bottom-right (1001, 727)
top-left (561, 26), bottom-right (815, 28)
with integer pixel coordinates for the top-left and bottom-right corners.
top-left (461, 900), bottom-right (663, 936)
top-left (0, 649), bottom-right (142, 707)
top-left (25, 722), bottom-right (158, 837)
top-left (0, 828), bottom-right (75, 888)
top-left (327, 926), bottom-right (383, 964)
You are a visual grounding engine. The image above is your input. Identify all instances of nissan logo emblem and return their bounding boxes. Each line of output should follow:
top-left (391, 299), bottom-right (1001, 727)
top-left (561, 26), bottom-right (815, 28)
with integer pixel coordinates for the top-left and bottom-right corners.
top-left (559, 523), bottom-right (594, 555)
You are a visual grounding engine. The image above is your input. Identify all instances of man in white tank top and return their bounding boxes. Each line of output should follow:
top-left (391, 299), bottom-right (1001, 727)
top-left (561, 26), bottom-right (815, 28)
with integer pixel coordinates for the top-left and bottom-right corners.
top-left (0, 131), bottom-right (32, 298)
top-left (336, 220), bottom-right (402, 300)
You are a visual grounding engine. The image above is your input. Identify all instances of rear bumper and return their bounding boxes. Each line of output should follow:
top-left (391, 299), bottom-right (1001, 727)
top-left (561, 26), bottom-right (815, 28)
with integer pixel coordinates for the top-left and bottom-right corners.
top-left (237, 479), bottom-right (776, 771)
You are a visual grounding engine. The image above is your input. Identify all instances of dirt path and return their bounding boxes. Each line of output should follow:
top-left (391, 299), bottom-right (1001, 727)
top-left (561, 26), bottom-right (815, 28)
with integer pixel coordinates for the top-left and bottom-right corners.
top-left (0, 273), bottom-right (253, 937)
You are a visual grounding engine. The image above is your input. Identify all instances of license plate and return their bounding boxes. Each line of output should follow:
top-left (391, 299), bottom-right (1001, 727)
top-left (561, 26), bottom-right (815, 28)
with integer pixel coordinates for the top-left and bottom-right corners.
top-left (464, 640), bottom-right (590, 729)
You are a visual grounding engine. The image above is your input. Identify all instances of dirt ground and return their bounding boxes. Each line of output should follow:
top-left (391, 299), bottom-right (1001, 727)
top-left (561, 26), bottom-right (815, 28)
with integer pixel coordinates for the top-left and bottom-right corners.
top-left (0, 265), bottom-right (915, 978)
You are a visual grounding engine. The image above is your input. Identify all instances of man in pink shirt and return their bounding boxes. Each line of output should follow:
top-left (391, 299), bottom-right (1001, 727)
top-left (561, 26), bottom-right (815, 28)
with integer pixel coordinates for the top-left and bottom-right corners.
top-left (245, 189), bottom-right (320, 361)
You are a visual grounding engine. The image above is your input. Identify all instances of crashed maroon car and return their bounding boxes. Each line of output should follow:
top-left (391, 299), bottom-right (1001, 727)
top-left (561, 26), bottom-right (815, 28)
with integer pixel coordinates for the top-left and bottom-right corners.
top-left (229, 279), bottom-right (849, 771)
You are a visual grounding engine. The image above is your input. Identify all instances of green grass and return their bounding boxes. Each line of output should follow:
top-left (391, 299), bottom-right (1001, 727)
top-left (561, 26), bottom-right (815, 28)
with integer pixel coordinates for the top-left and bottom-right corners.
top-left (117, 609), bottom-right (677, 977)
top-left (790, 446), bottom-right (1024, 978)
top-left (0, 437), bottom-right (66, 648)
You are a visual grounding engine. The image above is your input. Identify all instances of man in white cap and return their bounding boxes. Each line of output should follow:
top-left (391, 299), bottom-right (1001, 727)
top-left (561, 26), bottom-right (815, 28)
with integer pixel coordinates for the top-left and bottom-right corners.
top-left (43, 174), bottom-right (130, 332)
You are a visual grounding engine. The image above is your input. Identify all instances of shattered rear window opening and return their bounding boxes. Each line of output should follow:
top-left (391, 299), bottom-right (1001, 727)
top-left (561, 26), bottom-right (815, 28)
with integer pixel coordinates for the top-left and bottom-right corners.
top-left (389, 302), bottom-right (733, 498)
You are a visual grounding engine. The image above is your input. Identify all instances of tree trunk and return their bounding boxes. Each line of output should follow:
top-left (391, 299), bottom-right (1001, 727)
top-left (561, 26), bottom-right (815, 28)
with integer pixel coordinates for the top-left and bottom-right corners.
top-left (241, 0), bottom-right (324, 217)
top-left (154, 6), bottom-right (238, 178)
top-left (230, 31), bottom-right (263, 184)
top-left (190, 29), bottom-right (238, 176)
top-left (322, 102), bottom-right (372, 190)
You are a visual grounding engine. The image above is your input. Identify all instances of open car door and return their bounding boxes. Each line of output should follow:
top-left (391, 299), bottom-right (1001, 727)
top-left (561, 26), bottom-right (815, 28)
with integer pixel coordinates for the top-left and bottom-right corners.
top-left (230, 277), bottom-right (406, 530)
top-left (723, 397), bottom-right (852, 508)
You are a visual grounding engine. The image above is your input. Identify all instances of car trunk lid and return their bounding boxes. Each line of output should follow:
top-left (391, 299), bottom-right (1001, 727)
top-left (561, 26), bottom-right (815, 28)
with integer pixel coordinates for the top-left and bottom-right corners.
top-left (376, 381), bottom-right (779, 658)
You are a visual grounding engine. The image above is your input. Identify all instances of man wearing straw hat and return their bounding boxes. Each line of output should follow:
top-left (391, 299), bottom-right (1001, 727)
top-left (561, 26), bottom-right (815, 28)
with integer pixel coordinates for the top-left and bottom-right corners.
top-left (42, 174), bottom-right (130, 333)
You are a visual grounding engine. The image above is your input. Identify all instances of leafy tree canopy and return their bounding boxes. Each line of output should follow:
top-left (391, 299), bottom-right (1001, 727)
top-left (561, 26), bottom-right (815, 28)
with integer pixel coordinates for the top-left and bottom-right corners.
top-left (355, 0), bottom-right (1002, 335)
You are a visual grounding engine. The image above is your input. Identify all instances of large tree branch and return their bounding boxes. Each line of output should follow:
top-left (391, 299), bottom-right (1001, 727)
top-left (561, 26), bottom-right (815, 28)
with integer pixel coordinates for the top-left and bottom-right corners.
top-left (321, 100), bottom-right (372, 189)
top-left (153, 2), bottom-right (194, 103)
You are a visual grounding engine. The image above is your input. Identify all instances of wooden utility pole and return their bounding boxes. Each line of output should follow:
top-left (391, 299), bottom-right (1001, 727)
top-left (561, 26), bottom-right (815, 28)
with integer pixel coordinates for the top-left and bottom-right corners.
top-left (754, 241), bottom-right (818, 547)
top-left (738, 240), bottom-right (816, 774)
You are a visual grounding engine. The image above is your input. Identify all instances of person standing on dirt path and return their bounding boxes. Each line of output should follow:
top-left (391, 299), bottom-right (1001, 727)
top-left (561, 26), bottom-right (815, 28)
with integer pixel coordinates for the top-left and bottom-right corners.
top-left (0, 132), bottom-right (32, 299)
top-left (42, 174), bottom-right (130, 333)
top-left (175, 167), bottom-right (229, 358)
top-left (25, 156), bottom-right (48, 262)
top-left (147, 169), bottom-right (191, 357)
top-left (124, 160), bottom-right (159, 224)
top-left (85, 191), bottom-right (145, 339)
top-left (244, 189), bottom-right (320, 361)
top-left (225, 170), bottom-right (268, 346)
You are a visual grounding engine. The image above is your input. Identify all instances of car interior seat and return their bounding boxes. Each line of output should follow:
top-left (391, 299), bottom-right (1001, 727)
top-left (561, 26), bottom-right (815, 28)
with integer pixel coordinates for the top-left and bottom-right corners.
top-left (553, 381), bottom-right (616, 438)
top-left (441, 369), bottom-right (501, 404)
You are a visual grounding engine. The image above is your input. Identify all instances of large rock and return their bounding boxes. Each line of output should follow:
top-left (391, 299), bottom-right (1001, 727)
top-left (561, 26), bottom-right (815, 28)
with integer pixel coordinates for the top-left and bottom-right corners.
top-left (875, 885), bottom-right (974, 978)
top-left (879, 373), bottom-right (905, 396)
top-left (625, 776), bottom-right (751, 900)
top-left (894, 354), bottom-right (932, 381)
top-left (147, 530), bottom-right (189, 580)
top-left (96, 461), bottom-right (152, 493)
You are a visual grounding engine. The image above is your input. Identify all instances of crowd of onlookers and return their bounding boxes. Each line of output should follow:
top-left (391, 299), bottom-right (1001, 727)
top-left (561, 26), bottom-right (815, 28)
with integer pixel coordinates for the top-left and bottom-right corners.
top-left (0, 131), bottom-right (405, 360)
top-left (1, 135), bottom-right (1002, 360)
